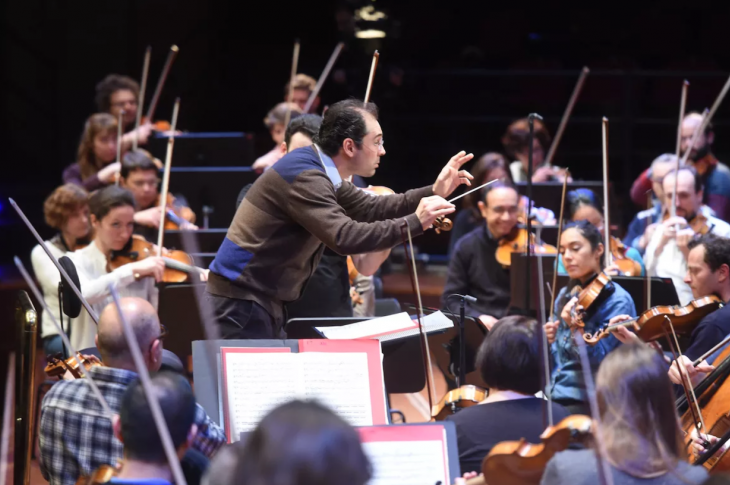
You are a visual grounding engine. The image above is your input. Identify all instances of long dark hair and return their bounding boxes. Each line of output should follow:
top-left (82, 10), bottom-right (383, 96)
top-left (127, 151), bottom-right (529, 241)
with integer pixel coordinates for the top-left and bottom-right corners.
top-left (234, 400), bottom-right (371, 485)
top-left (558, 220), bottom-right (604, 310)
top-left (567, 188), bottom-right (601, 221)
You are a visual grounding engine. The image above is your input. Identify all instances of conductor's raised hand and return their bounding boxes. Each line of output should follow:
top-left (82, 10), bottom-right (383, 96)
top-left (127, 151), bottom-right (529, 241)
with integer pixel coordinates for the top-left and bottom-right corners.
top-left (432, 151), bottom-right (474, 198)
top-left (416, 196), bottom-right (455, 231)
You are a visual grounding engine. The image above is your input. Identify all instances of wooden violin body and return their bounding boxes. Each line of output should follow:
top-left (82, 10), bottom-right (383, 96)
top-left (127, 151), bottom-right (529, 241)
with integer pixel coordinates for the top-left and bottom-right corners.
top-left (482, 415), bottom-right (593, 485)
top-left (584, 295), bottom-right (722, 345)
top-left (569, 272), bottom-right (612, 328)
top-left (45, 353), bottom-right (102, 380)
top-left (108, 234), bottom-right (197, 283)
top-left (495, 228), bottom-right (557, 267)
top-left (74, 464), bottom-right (117, 485)
top-left (609, 236), bottom-right (642, 276)
top-left (431, 385), bottom-right (487, 421)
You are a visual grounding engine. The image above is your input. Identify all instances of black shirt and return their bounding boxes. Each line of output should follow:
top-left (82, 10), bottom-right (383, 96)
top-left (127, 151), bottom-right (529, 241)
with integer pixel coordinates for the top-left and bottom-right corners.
top-left (684, 300), bottom-right (730, 362)
top-left (442, 225), bottom-right (511, 319)
top-left (447, 210), bottom-right (481, 256)
top-left (446, 398), bottom-right (570, 474)
top-left (285, 249), bottom-right (353, 318)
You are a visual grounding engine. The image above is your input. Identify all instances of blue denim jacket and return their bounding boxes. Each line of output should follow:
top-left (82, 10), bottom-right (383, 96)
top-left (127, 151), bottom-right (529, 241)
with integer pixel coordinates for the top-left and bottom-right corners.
top-left (549, 280), bottom-right (637, 402)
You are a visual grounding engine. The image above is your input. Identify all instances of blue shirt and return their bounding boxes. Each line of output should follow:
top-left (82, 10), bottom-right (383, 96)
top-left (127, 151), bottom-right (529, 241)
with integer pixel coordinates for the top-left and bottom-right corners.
top-left (549, 279), bottom-right (637, 402)
top-left (623, 205), bottom-right (661, 256)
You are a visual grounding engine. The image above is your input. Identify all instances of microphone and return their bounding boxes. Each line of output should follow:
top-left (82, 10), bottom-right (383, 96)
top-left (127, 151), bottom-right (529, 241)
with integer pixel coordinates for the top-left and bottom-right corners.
top-left (59, 256), bottom-right (82, 318)
top-left (454, 294), bottom-right (477, 304)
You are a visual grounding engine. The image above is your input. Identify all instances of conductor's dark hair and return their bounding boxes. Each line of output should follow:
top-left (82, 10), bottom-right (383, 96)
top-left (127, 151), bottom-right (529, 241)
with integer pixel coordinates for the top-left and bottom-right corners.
top-left (95, 74), bottom-right (140, 113)
top-left (120, 371), bottom-right (197, 463)
top-left (235, 400), bottom-right (371, 485)
top-left (121, 149), bottom-right (159, 179)
top-left (89, 186), bottom-right (136, 221)
top-left (285, 114), bottom-right (322, 148)
top-left (318, 99), bottom-right (379, 157)
top-left (477, 315), bottom-right (541, 395)
top-left (688, 233), bottom-right (730, 273)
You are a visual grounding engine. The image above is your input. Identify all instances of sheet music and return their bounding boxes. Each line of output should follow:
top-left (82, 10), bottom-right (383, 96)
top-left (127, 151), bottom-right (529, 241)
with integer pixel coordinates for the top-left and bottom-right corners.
top-left (379, 311), bottom-right (453, 342)
top-left (363, 439), bottom-right (448, 485)
top-left (316, 312), bottom-right (414, 340)
top-left (300, 352), bottom-right (373, 426)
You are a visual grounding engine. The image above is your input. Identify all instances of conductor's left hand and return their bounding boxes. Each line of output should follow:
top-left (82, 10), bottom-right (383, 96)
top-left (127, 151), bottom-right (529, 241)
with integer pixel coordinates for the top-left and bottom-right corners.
top-left (433, 151), bottom-right (474, 198)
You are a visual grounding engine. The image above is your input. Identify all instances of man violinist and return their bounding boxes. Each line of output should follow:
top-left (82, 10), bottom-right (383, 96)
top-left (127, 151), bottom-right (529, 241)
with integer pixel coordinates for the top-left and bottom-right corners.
top-left (285, 73), bottom-right (320, 113)
top-left (207, 98), bottom-right (473, 339)
top-left (644, 167), bottom-right (730, 305)
top-left (442, 181), bottom-right (519, 330)
top-left (95, 74), bottom-right (154, 149)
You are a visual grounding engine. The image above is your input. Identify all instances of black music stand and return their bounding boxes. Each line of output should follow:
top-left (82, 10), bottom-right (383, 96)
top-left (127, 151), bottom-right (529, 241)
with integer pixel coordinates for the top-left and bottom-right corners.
top-left (284, 317), bottom-right (426, 394)
top-left (147, 132), bottom-right (256, 166)
top-left (157, 283), bottom-right (207, 368)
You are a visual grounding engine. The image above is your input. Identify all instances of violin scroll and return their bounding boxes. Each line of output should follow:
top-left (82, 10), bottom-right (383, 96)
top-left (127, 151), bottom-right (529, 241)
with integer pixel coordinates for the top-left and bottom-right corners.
top-left (433, 216), bottom-right (453, 234)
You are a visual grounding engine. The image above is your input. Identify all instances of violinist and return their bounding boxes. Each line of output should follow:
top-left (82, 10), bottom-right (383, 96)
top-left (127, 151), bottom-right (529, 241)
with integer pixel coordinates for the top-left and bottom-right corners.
top-left (645, 167), bottom-right (730, 305)
top-left (442, 181), bottom-right (519, 330)
top-left (119, 148), bottom-right (197, 241)
top-left (446, 315), bottom-right (569, 474)
top-left (251, 102), bottom-right (303, 172)
top-left (39, 298), bottom-right (225, 485)
top-left (95, 74), bottom-right (154, 148)
top-left (540, 343), bottom-right (708, 485)
top-left (63, 113), bottom-right (124, 191)
top-left (284, 73), bottom-right (320, 113)
top-left (31, 184), bottom-right (91, 358)
top-left (64, 186), bottom-right (166, 351)
top-left (207, 99), bottom-right (472, 339)
top-left (557, 188), bottom-right (645, 276)
top-left (544, 220), bottom-right (637, 414)
top-left (502, 117), bottom-right (568, 183)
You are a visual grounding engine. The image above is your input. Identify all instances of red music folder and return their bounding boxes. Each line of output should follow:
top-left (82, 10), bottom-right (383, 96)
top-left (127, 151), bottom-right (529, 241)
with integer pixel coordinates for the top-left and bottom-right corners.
top-left (220, 339), bottom-right (387, 443)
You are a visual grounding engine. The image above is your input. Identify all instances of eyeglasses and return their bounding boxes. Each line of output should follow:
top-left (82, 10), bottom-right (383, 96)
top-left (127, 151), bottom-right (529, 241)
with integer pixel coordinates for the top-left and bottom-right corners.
top-left (374, 139), bottom-right (385, 150)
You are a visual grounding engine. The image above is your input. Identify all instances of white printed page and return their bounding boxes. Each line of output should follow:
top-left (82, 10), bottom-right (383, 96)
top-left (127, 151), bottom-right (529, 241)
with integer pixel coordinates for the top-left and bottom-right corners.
top-left (300, 352), bottom-right (374, 426)
top-left (363, 440), bottom-right (448, 485)
top-left (223, 352), bottom-right (304, 440)
top-left (316, 312), bottom-right (415, 340)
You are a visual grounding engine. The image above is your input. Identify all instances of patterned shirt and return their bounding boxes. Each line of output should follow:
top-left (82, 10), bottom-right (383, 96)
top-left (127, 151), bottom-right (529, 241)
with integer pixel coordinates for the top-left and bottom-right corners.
top-left (39, 366), bottom-right (225, 485)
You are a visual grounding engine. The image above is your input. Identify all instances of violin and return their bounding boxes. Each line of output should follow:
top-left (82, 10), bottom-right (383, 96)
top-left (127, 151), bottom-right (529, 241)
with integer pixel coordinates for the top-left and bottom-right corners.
top-left (609, 236), bottom-right (642, 276)
top-left (583, 295), bottom-right (723, 345)
top-left (45, 353), bottom-right (102, 380)
top-left (74, 464), bottom-right (117, 485)
top-left (569, 271), bottom-right (612, 328)
top-left (141, 116), bottom-right (172, 132)
top-left (158, 193), bottom-right (196, 230)
top-left (431, 385), bottom-right (487, 421)
top-left (108, 234), bottom-right (202, 283)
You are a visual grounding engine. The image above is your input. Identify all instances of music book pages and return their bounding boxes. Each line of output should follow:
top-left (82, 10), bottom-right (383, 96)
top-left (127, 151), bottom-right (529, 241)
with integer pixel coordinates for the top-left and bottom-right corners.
top-left (316, 311), bottom-right (453, 342)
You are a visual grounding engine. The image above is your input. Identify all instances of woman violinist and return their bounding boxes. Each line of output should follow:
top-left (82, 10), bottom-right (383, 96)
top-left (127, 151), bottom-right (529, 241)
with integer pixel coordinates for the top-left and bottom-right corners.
top-left (502, 118), bottom-right (570, 184)
top-left (544, 220), bottom-right (637, 414)
top-left (63, 113), bottom-right (124, 191)
top-left (31, 184), bottom-right (92, 357)
top-left (540, 343), bottom-right (708, 485)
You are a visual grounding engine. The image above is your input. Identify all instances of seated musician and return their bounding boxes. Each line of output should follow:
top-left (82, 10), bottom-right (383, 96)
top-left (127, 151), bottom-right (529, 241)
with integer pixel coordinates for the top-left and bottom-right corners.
top-left (65, 186), bottom-right (166, 350)
top-left (95, 74), bottom-right (154, 148)
top-left (251, 102), bottom-right (303, 171)
top-left (63, 113), bottom-right (124, 191)
top-left (502, 117), bottom-right (569, 183)
top-left (39, 298), bottom-right (225, 485)
top-left (630, 113), bottom-right (730, 222)
top-left (442, 181), bottom-right (519, 330)
top-left (119, 148), bottom-right (197, 241)
top-left (557, 188), bottom-right (645, 276)
top-left (540, 343), bottom-right (708, 485)
top-left (615, 234), bottom-right (730, 389)
top-left (108, 372), bottom-right (203, 485)
top-left (544, 220), bottom-right (636, 414)
top-left (447, 152), bottom-right (555, 255)
top-left (284, 73), bottom-right (320, 113)
top-left (31, 184), bottom-right (91, 358)
top-left (205, 400), bottom-right (370, 485)
top-left (644, 167), bottom-right (730, 305)
top-left (446, 315), bottom-right (569, 474)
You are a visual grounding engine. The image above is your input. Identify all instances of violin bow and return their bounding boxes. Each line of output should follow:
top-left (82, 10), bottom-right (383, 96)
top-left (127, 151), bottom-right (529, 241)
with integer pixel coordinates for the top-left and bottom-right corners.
top-left (156, 98), bottom-right (181, 256)
top-left (133, 46), bottom-right (152, 151)
top-left (0, 353), bottom-right (14, 485)
top-left (284, 39), bottom-right (301, 128)
top-left (399, 222), bottom-right (437, 413)
top-left (673, 108), bottom-right (709, 223)
top-left (145, 45), bottom-right (179, 124)
top-left (524, 113), bottom-right (543, 310)
top-left (108, 286), bottom-right (188, 485)
top-left (115, 109), bottom-right (124, 186)
top-left (675, 80), bottom-right (689, 162)
top-left (573, 333), bottom-right (614, 485)
top-left (536, 232), bottom-right (553, 429)
top-left (601, 117), bottom-right (612, 269)
top-left (645, 190), bottom-right (653, 311)
top-left (14, 257), bottom-right (113, 418)
top-left (543, 67), bottom-right (589, 168)
top-left (548, 169), bottom-right (570, 322)
top-left (9, 198), bottom-right (99, 323)
top-left (364, 50), bottom-right (380, 104)
top-left (304, 42), bottom-right (344, 113)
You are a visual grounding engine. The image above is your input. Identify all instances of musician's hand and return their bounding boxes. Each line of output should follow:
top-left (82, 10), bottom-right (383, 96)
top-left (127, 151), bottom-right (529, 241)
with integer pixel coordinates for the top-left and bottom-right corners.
top-left (604, 263), bottom-right (621, 276)
top-left (198, 268), bottom-right (209, 282)
top-left (690, 429), bottom-right (719, 458)
top-left (612, 323), bottom-right (641, 345)
top-left (532, 166), bottom-right (554, 183)
top-left (544, 320), bottom-right (559, 344)
top-left (432, 151), bottom-right (474, 198)
top-left (179, 220), bottom-right (199, 231)
top-left (133, 206), bottom-right (163, 228)
top-left (668, 355), bottom-right (713, 388)
top-left (560, 297), bottom-right (579, 328)
top-left (416, 196), bottom-right (455, 230)
top-left (129, 257), bottom-right (166, 282)
top-left (82, 354), bottom-right (101, 365)
top-left (478, 315), bottom-right (498, 331)
top-left (455, 472), bottom-right (479, 484)
top-left (677, 228), bottom-right (695, 259)
top-left (98, 162), bottom-right (122, 184)
top-left (638, 223), bottom-right (658, 251)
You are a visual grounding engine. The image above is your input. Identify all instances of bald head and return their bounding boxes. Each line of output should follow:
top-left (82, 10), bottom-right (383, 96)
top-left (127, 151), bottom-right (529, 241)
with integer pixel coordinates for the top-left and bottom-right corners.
top-left (680, 112), bottom-right (713, 160)
top-left (97, 297), bottom-right (162, 370)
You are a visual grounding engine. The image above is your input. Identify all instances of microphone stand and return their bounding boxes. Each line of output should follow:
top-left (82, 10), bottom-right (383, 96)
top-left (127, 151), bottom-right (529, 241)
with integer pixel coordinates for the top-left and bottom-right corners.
top-left (458, 296), bottom-right (467, 387)
top-left (525, 113), bottom-right (543, 315)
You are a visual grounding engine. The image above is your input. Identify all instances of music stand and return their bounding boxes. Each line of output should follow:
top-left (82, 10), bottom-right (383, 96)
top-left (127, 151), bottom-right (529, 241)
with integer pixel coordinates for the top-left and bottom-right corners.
top-left (157, 283), bottom-right (207, 368)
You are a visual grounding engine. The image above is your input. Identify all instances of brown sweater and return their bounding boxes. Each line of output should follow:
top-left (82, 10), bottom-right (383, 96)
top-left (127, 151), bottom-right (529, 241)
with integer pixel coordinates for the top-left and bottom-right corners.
top-left (207, 145), bottom-right (431, 321)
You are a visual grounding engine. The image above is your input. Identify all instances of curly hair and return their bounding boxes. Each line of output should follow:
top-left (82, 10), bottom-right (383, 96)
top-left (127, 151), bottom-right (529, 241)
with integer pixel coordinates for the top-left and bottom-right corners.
top-left (283, 73), bottom-right (317, 96)
top-left (43, 184), bottom-right (89, 229)
top-left (77, 113), bottom-right (118, 180)
top-left (95, 74), bottom-right (140, 113)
